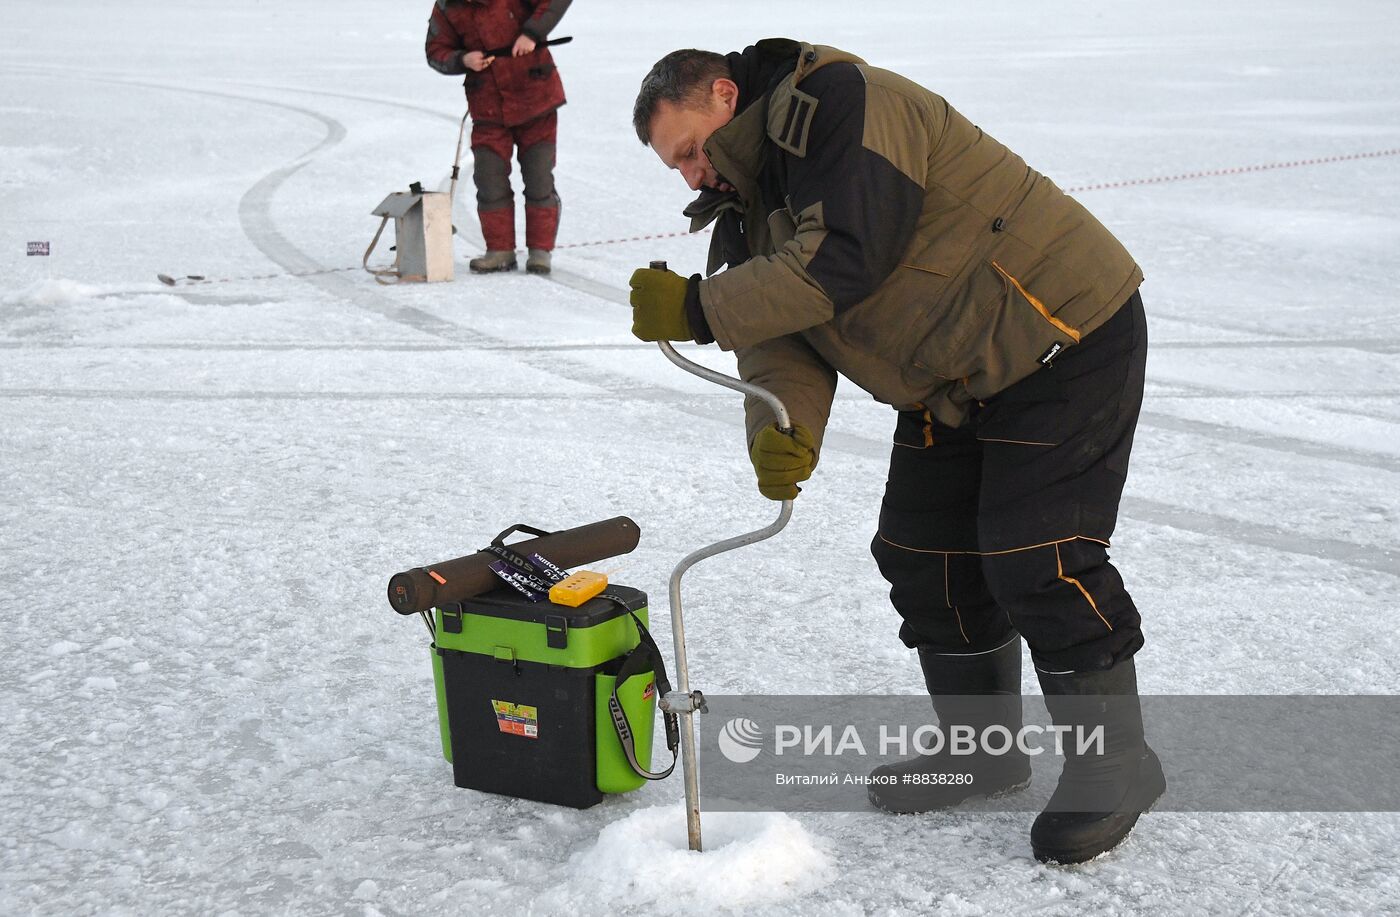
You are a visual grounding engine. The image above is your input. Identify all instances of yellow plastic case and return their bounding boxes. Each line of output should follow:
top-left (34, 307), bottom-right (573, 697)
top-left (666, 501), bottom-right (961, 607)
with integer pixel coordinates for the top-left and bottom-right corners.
top-left (549, 570), bottom-right (608, 607)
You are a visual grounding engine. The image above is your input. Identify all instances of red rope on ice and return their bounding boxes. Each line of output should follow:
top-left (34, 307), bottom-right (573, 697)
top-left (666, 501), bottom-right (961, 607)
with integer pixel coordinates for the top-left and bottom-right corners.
top-left (555, 228), bottom-right (709, 250)
top-left (1061, 147), bottom-right (1400, 194)
top-left (558, 147), bottom-right (1400, 250)
top-left (160, 147), bottom-right (1400, 284)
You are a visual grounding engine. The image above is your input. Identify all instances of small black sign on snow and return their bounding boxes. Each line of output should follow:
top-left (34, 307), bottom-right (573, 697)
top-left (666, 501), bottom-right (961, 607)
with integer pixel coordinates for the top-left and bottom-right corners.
top-left (27, 241), bottom-right (50, 256)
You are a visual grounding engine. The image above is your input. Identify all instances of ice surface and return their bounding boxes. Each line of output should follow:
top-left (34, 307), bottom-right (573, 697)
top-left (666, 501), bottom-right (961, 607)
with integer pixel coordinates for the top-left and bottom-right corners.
top-left (3, 1), bottom-right (1400, 915)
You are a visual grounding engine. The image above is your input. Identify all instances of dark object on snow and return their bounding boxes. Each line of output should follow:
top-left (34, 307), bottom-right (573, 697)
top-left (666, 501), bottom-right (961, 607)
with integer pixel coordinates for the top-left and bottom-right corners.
top-left (481, 35), bottom-right (572, 57)
top-left (387, 516), bottom-right (641, 614)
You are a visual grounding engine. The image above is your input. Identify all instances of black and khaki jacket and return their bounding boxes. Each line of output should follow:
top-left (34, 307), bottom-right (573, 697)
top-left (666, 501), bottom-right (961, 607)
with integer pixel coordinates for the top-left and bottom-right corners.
top-left (687, 40), bottom-right (1143, 452)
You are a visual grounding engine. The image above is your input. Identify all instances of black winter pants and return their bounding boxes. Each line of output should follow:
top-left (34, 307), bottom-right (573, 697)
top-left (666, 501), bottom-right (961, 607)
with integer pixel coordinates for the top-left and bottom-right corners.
top-left (870, 292), bottom-right (1147, 673)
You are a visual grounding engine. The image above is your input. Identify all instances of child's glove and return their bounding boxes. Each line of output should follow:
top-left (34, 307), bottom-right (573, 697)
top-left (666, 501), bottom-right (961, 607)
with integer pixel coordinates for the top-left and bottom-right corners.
top-left (628, 267), bottom-right (693, 342)
top-left (748, 423), bottom-right (817, 500)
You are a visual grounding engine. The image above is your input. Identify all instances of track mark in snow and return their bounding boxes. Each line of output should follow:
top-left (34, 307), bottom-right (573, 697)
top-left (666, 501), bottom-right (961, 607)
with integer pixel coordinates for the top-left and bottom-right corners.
top-left (1149, 385), bottom-right (1400, 402)
top-left (0, 340), bottom-right (660, 353)
top-left (1121, 498), bottom-right (1400, 577)
top-left (816, 429), bottom-right (1400, 578)
top-left (223, 80), bottom-right (461, 124)
top-left (545, 267), bottom-right (630, 306)
top-left (1137, 411), bottom-right (1398, 472)
top-left (236, 109), bottom-right (347, 276)
top-left (0, 388), bottom-right (725, 404)
top-left (1155, 338), bottom-right (1400, 355)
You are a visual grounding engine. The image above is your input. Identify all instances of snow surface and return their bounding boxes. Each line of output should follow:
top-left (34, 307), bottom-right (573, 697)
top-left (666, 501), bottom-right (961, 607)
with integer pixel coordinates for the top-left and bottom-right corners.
top-left (3, 1), bottom-right (1400, 914)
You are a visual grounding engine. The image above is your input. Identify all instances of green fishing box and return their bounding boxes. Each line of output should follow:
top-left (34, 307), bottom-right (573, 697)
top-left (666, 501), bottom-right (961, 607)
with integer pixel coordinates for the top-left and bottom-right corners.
top-left (430, 584), bottom-right (656, 808)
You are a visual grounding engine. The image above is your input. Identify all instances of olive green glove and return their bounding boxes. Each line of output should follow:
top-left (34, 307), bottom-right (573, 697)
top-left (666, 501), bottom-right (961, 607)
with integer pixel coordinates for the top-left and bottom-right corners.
top-left (748, 423), bottom-right (817, 501)
top-left (628, 267), bottom-right (692, 342)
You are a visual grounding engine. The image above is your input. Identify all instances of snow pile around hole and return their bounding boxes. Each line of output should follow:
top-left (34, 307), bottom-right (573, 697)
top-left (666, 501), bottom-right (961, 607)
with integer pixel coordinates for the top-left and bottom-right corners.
top-left (2, 278), bottom-right (103, 307)
top-left (546, 805), bottom-right (834, 913)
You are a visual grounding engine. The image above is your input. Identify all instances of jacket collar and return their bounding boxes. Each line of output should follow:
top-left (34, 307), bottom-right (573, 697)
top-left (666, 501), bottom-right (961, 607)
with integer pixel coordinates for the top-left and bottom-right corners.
top-left (700, 99), bottom-right (770, 215)
top-left (690, 42), bottom-right (866, 221)
top-left (684, 186), bottom-right (744, 233)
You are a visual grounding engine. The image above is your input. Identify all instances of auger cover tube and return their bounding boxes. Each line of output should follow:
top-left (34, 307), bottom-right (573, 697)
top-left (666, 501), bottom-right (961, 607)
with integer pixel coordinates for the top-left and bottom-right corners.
top-left (387, 516), bottom-right (641, 614)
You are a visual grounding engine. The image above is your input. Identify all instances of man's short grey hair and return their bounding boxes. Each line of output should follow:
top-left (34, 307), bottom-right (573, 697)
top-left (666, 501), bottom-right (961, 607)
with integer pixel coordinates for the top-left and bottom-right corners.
top-left (633, 49), bottom-right (731, 145)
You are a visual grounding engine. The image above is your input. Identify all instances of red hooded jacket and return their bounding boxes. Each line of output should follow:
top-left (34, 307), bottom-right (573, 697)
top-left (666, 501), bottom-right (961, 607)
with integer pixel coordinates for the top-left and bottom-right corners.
top-left (426, 0), bottom-right (569, 127)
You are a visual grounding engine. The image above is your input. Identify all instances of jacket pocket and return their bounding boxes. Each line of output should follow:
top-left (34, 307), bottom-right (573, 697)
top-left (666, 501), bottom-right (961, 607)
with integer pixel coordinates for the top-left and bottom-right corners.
top-left (990, 261), bottom-right (1081, 345)
top-left (905, 256), bottom-right (1004, 387)
top-left (960, 261), bottom-right (1081, 401)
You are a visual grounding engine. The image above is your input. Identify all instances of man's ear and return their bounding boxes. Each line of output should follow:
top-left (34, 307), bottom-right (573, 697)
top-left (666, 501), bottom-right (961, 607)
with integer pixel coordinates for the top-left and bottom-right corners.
top-left (712, 77), bottom-right (740, 113)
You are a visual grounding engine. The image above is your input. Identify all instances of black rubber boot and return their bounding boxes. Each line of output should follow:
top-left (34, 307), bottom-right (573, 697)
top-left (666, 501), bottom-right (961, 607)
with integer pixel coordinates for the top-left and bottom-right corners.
top-left (868, 637), bottom-right (1032, 813)
top-left (1031, 658), bottom-right (1166, 864)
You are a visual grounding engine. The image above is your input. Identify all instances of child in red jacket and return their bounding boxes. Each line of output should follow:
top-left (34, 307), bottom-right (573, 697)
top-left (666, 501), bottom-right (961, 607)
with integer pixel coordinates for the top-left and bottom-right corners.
top-left (426, 0), bottom-right (570, 274)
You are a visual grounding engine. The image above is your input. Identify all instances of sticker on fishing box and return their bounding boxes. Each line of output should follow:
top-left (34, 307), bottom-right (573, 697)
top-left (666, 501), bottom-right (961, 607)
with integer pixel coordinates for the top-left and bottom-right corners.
top-left (487, 559), bottom-right (551, 601)
top-left (491, 699), bottom-right (539, 738)
top-left (642, 680), bottom-right (656, 701)
top-left (527, 552), bottom-right (569, 583)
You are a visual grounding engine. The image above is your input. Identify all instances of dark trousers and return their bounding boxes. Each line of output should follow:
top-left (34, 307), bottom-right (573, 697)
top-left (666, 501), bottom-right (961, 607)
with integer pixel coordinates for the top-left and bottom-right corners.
top-left (870, 293), bottom-right (1148, 673)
